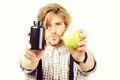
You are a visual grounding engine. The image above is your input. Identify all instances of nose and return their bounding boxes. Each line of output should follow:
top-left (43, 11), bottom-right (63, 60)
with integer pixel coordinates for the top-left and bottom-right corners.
top-left (50, 26), bottom-right (56, 33)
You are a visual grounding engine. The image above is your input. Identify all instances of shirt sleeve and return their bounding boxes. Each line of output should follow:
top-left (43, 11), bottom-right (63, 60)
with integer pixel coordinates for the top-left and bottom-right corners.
top-left (75, 55), bottom-right (97, 75)
top-left (74, 50), bottom-right (97, 76)
top-left (20, 63), bottom-right (37, 80)
top-left (19, 61), bottom-right (37, 74)
top-left (79, 59), bottom-right (97, 75)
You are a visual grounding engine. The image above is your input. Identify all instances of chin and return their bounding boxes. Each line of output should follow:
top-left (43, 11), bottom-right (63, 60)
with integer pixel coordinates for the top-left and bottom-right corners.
top-left (49, 39), bottom-right (62, 47)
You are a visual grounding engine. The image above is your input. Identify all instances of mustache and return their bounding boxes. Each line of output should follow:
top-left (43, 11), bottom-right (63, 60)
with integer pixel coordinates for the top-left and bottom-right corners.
top-left (48, 34), bottom-right (61, 38)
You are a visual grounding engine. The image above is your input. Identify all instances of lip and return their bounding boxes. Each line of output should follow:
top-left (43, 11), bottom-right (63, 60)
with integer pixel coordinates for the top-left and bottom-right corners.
top-left (51, 35), bottom-right (57, 39)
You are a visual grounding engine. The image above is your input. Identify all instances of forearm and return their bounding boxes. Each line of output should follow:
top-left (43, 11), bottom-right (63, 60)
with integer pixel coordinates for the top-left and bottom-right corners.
top-left (20, 55), bottom-right (39, 71)
top-left (79, 50), bottom-right (96, 72)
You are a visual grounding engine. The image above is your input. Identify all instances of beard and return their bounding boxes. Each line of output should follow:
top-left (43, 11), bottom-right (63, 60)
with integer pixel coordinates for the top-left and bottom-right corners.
top-left (48, 34), bottom-right (63, 47)
top-left (49, 39), bottom-right (62, 46)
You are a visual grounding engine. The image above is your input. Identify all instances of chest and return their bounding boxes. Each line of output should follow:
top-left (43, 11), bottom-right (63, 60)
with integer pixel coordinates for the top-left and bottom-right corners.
top-left (41, 50), bottom-right (70, 80)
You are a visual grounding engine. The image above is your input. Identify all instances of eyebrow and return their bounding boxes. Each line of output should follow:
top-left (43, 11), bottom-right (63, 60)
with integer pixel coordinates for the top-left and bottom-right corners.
top-left (55, 21), bottom-right (64, 24)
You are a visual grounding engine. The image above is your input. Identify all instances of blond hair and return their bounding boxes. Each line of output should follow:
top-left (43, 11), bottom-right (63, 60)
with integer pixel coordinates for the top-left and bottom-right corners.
top-left (37, 3), bottom-right (71, 27)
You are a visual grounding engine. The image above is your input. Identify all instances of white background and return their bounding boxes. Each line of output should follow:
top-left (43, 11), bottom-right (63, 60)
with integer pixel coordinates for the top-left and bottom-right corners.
top-left (0, 0), bottom-right (120, 80)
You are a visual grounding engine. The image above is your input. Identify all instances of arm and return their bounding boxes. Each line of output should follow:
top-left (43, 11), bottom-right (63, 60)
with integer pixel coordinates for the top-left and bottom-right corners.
top-left (20, 52), bottom-right (39, 71)
top-left (20, 39), bottom-right (43, 71)
top-left (71, 49), bottom-right (96, 72)
top-left (78, 50), bottom-right (96, 72)
top-left (69, 28), bottom-right (96, 72)
top-left (20, 33), bottom-right (44, 71)
top-left (20, 48), bottom-right (42, 79)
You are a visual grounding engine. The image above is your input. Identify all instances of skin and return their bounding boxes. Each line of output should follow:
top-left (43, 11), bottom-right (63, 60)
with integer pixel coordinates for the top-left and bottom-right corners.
top-left (21, 14), bottom-right (94, 72)
top-left (45, 14), bottom-right (66, 47)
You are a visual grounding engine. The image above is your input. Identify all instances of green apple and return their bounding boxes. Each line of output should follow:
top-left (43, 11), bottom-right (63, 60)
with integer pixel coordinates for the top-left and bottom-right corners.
top-left (63, 29), bottom-right (81, 48)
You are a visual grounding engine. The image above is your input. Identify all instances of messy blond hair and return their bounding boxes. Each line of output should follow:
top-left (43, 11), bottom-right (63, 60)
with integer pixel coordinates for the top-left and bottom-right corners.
top-left (37, 3), bottom-right (71, 27)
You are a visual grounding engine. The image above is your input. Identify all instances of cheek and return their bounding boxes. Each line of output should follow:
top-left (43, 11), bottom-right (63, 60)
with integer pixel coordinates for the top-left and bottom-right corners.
top-left (45, 31), bottom-right (50, 39)
top-left (57, 30), bottom-right (63, 36)
top-left (57, 27), bottom-right (66, 36)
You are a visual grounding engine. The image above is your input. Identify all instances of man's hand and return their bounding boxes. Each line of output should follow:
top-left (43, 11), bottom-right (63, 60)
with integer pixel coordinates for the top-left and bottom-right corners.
top-left (20, 33), bottom-right (47, 70)
top-left (67, 28), bottom-right (87, 62)
top-left (24, 33), bottom-right (45, 62)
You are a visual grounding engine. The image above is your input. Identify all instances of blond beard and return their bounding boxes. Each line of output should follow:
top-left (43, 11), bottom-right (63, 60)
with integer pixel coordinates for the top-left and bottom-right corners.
top-left (47, 31), bottom-right (65, 47)
top-left (49, 38), bottom-right (62, 47)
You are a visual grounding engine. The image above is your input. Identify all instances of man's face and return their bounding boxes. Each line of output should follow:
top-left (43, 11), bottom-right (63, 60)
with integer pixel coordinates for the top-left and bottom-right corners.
top-left (45, 14), bottom-right (66, 47)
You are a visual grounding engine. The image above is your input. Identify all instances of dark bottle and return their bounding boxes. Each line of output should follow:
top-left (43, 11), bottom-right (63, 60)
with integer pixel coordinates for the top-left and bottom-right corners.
top-left (30, 21), bottom-right (45, 50)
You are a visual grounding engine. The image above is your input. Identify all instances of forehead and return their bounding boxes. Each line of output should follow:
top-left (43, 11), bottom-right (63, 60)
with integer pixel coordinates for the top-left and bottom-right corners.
top-left (50, 15), bottom-right (64, 23)
top-left (44, 13), bottom-right (64, 25)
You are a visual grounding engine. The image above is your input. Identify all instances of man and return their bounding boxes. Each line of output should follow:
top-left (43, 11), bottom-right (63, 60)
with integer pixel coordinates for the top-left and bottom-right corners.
top-left (20, 3), bottom-right (96, 80)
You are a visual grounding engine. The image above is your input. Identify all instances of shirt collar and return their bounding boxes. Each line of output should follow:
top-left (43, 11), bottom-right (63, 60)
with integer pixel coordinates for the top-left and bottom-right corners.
top-left (46, 45), bottom-right (68, 56)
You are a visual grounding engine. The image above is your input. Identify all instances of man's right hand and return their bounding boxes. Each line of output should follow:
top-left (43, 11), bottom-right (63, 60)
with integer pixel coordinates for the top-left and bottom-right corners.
top-left (20, 33), bottom-right (46, 70)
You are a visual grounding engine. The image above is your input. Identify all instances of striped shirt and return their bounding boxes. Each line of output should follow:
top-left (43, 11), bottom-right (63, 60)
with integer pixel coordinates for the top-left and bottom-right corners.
top-left (22, 45), bottom-right (95, 80)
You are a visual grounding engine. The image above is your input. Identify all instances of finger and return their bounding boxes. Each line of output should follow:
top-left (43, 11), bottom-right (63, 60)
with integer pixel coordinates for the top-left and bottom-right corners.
top-left (78, 28), bottom-right (84, 33)
top-left (78, 40), bottom-right (87, 47)
top-left (77, 45), bottom-right (87, 51)
top-left (30, 49), bottom-right (44, 59)
top-left (25, 32), bottom-right (32, 49)
top-left (80, 33), bottom-right (88, 41)
top-left (28, 32), bottom-right (31, 36)
top-left (24, 49), bottom-right (36, 60)
top-left (25, 36), bottom-right (31, 49)
top-left (27, 33), bottom-right (31, 44)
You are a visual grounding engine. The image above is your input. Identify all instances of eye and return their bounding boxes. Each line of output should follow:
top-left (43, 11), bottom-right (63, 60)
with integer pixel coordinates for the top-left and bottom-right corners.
top-left (45, 24), bottom-right (51, 29)
top-left (56, 22), bottom-right (62, 26)
top-left (47, 26), bottom-right (52, 30)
